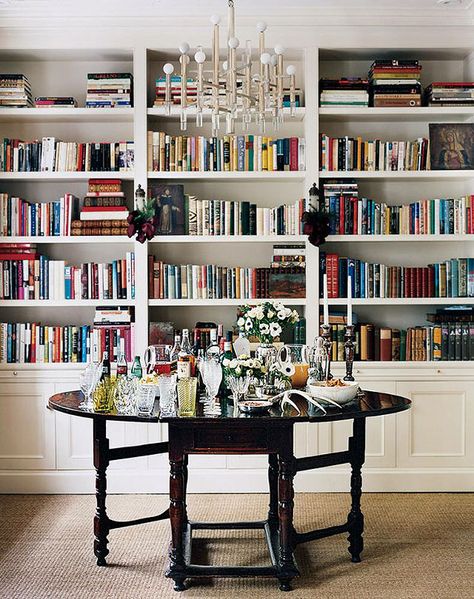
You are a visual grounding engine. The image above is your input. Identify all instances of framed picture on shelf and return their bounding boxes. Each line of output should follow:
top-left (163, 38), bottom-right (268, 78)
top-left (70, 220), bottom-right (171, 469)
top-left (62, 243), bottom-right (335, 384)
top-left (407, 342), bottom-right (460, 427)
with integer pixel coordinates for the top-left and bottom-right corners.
top-left (148, 183), bottom-right (185, 234)
top-left (429, 123), bottom-right (474, 170)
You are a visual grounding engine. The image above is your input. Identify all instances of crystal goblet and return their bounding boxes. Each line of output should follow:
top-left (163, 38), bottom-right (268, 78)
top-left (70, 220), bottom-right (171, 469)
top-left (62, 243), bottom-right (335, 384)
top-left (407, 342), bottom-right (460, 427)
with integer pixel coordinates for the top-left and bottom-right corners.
top-left (79, 362), bottom-right (101, 411)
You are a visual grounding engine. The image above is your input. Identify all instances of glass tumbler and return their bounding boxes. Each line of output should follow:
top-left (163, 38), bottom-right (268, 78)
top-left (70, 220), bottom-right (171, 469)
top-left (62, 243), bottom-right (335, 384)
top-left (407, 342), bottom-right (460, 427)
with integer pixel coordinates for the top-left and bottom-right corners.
top-left (136, 383), bottom-right (157, 416)
top-left (177, 377), bottom-right (198, 417)
top-left (114, 375), bottom-right (138, 415)
top-left (158, 374), bottom-right (177, 417)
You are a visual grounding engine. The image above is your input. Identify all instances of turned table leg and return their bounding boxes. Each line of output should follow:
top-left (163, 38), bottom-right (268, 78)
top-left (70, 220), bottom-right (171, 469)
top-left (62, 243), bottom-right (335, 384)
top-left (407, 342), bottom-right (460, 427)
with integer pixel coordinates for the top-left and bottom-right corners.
top-left (347, 418), bottom-right (366, 563)
top-left (268, 453), bottom-right (279, 526)
top-left (93, 418), bottom-right (110, 566)
top-left (167, 451), bottom-right (187, 591)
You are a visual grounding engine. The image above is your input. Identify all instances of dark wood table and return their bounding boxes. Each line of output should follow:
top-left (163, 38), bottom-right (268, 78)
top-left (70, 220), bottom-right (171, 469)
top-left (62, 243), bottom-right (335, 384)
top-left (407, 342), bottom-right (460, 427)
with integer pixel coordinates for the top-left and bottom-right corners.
top-left (48, 390), bottom-right (410, 592)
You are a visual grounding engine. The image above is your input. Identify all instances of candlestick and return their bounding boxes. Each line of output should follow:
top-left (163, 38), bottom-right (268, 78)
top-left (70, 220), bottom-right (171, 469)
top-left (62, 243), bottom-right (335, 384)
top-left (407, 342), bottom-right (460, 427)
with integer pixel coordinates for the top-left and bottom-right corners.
top-left (320, 324), bottom-right (333, 381)
top-left (323, 273), bottom-right (329, 326)
top-left (347, 274), bottom-right (353, 327)
top-left (343, 324), bottom-right (355, 381)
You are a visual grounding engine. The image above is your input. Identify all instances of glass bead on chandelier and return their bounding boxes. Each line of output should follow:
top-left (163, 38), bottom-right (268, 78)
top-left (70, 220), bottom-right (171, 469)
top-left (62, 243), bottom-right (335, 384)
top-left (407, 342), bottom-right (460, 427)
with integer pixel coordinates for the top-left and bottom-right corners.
top-left (161, 0), bottom-right (298, 135)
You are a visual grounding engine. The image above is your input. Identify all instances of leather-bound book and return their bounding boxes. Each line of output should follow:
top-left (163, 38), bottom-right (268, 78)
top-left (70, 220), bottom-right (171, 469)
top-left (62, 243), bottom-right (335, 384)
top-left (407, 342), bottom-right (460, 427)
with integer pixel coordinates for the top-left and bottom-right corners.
top-left (380, 327), bottom-right (392, 361)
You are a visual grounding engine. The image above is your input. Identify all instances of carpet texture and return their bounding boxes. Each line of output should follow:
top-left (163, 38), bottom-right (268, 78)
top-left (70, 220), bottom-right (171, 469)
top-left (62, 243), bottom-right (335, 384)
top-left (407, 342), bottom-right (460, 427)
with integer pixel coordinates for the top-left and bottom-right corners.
top-left (0, 493), bottom-right (472, 599)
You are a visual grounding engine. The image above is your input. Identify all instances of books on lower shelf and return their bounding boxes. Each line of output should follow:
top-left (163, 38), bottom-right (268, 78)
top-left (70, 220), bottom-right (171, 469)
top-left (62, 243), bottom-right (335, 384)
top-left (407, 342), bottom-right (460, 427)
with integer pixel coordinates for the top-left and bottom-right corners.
top-left (0, 245), bottom-right (135, 300)
top-left (148, 245), bottom-right (306, 300)
top-left (0, 74), bottom-right (33, 107)
top-left (86, 73), bottom-right (133, 108)
top-left (188, 195), bottom-right (306, 236)
top-left (0, 138), bottom-right (134, 172)
top-left (320, 252), bottom-right (474, 298)
top-left (147, 132), bottom-right (305, 172)
top-left (0, 321), bottom-right (135, 364)
top-left (320, 134), bottom-right (429, 171)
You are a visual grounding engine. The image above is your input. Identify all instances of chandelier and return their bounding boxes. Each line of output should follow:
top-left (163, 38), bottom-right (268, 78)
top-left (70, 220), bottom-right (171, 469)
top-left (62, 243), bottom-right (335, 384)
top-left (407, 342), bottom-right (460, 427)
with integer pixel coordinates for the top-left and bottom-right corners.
top-left (161, 0), bottom-right (298, 135)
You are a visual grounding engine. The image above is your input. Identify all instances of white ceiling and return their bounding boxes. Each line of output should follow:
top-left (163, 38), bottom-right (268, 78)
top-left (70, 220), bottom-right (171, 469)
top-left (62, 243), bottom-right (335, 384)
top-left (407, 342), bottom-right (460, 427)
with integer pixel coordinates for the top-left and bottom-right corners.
top-left (0, 0), bottom-right (473, 18)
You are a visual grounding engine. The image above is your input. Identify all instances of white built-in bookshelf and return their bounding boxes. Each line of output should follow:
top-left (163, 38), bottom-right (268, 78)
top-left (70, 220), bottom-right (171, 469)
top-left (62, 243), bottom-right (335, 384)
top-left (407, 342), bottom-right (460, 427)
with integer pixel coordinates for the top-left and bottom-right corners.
top-left (1, 45), bottom-right (474, 370)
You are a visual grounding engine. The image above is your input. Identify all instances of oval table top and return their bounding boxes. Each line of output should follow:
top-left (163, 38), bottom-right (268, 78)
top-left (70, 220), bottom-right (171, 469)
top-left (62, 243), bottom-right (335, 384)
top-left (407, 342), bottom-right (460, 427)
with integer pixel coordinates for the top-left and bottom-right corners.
top-left (49, 389), bottom-right (411, 424)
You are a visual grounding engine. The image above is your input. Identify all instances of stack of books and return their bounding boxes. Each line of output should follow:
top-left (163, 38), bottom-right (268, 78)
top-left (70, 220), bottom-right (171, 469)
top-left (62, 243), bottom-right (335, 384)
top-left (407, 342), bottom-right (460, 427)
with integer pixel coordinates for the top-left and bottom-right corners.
top-left (319, 78), bottom-right (369, 107)
top-left (72, 179), bottom-right (129, 236)
top-left (369, 59), bottom-right (422, 107)
top-left (425, 82), bottom-right (474, 107)
top-left (148, 132), bottom-right (306, 172)
top-left (93, 306), bottom-right (135, 362)
top-left (0, 138), bottom-right (134, 172)
top-left (0, 74), bottom-right (33, 107)
top-left (320, 134), bottom-right (429, 171)
top-left (0, 192), bottom-right (79, 237)
top-left (321, 252), bottom-right (474, 299)
top-left (86, 73), bottom-right (133, 108)
top-left (34, 97), bottom-right (77, 108)
top-left (153, 76), bottom-right (197, 106)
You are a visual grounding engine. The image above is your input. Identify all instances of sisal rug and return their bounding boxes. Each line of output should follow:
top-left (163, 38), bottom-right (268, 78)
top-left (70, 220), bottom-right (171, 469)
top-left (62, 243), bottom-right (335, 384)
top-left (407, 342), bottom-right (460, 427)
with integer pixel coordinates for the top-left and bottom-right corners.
top-left (0, 493), bottom-right (473, 599)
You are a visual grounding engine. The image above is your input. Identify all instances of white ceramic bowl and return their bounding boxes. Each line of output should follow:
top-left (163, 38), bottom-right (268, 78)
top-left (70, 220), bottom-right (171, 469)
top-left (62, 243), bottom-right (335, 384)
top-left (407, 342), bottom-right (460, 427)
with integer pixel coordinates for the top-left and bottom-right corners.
top-left (307, 380), bottom-right (359, 405)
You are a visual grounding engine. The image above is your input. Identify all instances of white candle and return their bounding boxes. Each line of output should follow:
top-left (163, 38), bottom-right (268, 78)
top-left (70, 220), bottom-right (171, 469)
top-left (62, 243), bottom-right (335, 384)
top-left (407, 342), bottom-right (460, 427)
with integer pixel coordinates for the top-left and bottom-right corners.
top-left (323, 273), bottom-right (329, 326)
top-left (347, 275), bottom-right (353, 326)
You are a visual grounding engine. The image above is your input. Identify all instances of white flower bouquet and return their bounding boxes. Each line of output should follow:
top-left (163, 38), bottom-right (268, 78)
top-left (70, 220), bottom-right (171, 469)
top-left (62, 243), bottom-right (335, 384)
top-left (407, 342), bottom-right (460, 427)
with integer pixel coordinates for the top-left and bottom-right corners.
top-left (237, 300), bottom-right (300, 344)
top-left (222, 354), bottom-right (266, 380)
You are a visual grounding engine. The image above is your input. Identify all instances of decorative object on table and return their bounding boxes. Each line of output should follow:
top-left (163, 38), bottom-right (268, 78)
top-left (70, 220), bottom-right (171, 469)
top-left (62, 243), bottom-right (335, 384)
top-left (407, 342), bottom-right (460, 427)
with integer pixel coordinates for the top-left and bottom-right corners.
top-left (148, 183), bottom-right (185, 235)
top-left (307, 336), bottom-right (329, 384)
top-left (127, 184), bottom-right (159, 243)
top-left (160, 0), bottom-right (299, 135)
top-left (114, 375), bottom-right (139, 415)
top-left (277, 344), bottom-right (309, 388)
top-left (306, 379), bottom-right (360, 406)
top-left (79, 362), bottom-right (102, 411)
top-left (227, 372), bottom-right (251, 413)
top-left (429, 123), bottom-right (474, 170)
top-left (144, 344), bottom-right (172, 375)
top-left (237, 299), bottom-right (299, 346)
top-left (343, 325), bottom-right (356, 381)
top-left (301, 182), bottom-right (331, 247)
top-left (238, 399), bottom-right (274, 414)
top-left (136, 382), bottom-right (159, 416)
top-left (93, 376), bottom-right (117, 413)
top-left (177, 377), bottom-right (198, 417)
top-left (158, 374), bottom-right (177, 417)
top-left (199, 357), bottom-right (223, 415)
top-left (319, 324), bottom-right (333, 380)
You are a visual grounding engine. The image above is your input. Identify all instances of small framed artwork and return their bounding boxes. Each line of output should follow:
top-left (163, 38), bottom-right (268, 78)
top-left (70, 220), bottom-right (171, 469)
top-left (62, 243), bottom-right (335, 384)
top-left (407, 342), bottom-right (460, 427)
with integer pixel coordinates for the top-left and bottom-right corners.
top-left (429, 123), bottom-right (474, 170)
top-left (148, 183), bottom-right (185, 234)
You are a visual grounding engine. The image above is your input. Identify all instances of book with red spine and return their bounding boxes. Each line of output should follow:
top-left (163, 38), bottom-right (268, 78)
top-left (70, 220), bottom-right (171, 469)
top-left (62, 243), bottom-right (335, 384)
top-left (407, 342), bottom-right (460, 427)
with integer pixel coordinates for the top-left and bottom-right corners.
top-left (289, 137), bottom-right (298, 171)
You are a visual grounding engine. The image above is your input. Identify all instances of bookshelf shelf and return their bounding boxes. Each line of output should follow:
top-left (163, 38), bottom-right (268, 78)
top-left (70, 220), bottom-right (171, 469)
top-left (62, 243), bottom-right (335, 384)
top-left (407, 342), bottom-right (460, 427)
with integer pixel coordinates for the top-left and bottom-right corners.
top-left (319, 106), bottom-right (474, 122)
top-left (0, 236), bottom-right (133, 244)
top-left (148, 235), bottom-right (307, 244)
top-left (1, 299), bottom-right (135, 307)
top-left (0, 107), bottom-right (134, 123)
top-left (319, 170), bottom-right (474, 180)
top-left (327, 298), bottom-right (474, 306)
top-left (147, 171), bottom-right (305, 181)
top-left (0, 172), bottom-right (134, 181)
top-left (148, 106), bottom-right (306, 122)
top-left (0, 363), bottom-right (87, 371)
top-left (326, 234), bottom-right (474, 243)
top-left (149, 298), bottom-right (307, 307)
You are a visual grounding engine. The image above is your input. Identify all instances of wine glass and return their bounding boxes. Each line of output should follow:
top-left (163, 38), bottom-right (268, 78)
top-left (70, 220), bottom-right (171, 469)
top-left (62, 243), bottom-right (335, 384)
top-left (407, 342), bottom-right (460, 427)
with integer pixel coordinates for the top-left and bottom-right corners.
top-left (227, 373), bottom-right (251, 415)
top-left (200, 358), bottom-right (222, 415)
top-left (79, 362), bottom-right (101, 411)
top-left (115, 375), bottom-right (139, 415)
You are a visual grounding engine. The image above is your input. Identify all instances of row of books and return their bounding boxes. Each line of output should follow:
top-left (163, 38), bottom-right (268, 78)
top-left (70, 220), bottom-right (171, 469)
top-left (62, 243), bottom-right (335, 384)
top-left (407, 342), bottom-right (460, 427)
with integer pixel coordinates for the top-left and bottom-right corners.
top-left (369, 60), bottom-right (422, 107)
top-left (321, 253), bottom-right (474, 298)
top-left (320, 134), bottom-right (429, 171)
top-left (0, 74), bottom-right (32, 107)
top-left (34, 96), bottom-right (77, 108)
top-left (0, 252), bottom-right (135, 301)
top-left (147, 132), bottom-right (306, 172)
top-left (425, 82), bottom-right (474, 107)
top-left (0, 322), bottom-right (135, 364)
top-left (148, 260), bottom-right (305, 300)
top-left (0, 193), bottom-right (78, 237)
top-left (187, 196), bottom-right (306, 237)
top-left (86, 73), bottom-right (133, 108)
top-left (0, 138), bottom-right (134, 172)
top-left (322, 189), bottom-right (474, 236)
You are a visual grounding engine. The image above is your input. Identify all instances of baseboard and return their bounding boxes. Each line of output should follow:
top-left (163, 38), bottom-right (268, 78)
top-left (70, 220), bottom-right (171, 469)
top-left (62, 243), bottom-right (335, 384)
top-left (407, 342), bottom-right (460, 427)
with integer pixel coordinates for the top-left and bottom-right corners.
top-left (0, 468), bottom-right (473, 494)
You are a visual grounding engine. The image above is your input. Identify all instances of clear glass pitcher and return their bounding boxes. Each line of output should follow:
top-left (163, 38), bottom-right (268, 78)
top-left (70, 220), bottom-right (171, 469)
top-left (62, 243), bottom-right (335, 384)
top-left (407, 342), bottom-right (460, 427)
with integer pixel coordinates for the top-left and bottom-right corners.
top-left (278, 344), bottom-right (310, 388)
top-left (144, 344), bottom-right (171, 374)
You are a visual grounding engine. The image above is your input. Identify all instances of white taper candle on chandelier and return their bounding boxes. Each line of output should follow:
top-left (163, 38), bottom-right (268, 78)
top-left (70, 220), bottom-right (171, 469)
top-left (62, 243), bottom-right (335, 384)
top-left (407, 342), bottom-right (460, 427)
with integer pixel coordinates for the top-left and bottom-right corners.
top-left (347, 275), bottom-right (353, 326)
top-left (323, 273), bottom-right (329, 326)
